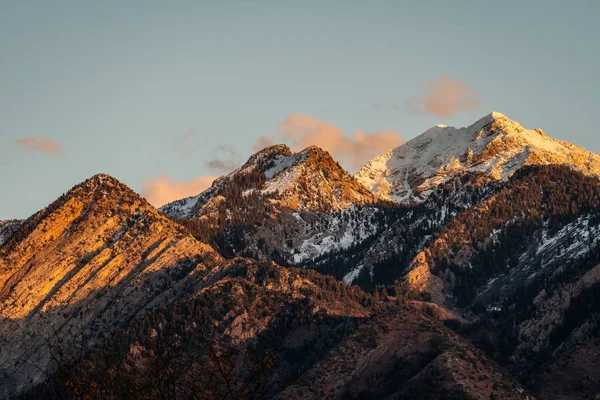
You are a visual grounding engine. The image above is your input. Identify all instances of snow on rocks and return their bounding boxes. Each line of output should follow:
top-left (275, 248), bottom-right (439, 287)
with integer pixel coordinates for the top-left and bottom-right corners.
top-left (355, 112), bottom-right (600, 203)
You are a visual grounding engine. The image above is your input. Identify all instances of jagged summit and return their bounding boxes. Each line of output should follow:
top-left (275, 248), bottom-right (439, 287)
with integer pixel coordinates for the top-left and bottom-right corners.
top-left (75, 172), bottom-right (124, 191)
top-left (160, 144), bottom-right (375, 218)
top-left (355, 111), bottom-right (600, 203)
top-left (81, 173), bottom-right (140, 194)
top-left (250, 143), bottom-right (292, 157)
top-left (431, 111), bottom-right (506, 131)
top-left (235, 144), bottom-right (292, 174)
top-left (89, 172), bottom-right (116, 180)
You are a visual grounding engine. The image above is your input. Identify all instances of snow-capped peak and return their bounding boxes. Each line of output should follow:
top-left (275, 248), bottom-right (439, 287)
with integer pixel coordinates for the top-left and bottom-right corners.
top-left (355, 111), bottom-right (600, 203)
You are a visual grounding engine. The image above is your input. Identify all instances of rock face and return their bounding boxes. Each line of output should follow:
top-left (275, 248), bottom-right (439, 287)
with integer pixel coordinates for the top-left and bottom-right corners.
top-left (0, 174), bottom-right (222, 397)
top-left (356, 112), bottom-right (600, 203)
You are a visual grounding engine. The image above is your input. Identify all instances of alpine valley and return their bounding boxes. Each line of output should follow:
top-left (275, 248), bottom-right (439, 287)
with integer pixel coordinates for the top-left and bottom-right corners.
top-left (2, 112), bottom-right (599, 399)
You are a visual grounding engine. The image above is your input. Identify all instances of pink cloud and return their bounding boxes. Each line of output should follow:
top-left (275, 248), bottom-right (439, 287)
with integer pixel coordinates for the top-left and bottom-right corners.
top-left (141, 174), bottom-right (215, 207)
top-left (406, 75), bottom-right (481, 117)
top-left (255, 114), bottom-right (404, 171)
top-left (252, 136), bottom-right (275, 152)
top-left (14, 137), bottom-right (61, 155)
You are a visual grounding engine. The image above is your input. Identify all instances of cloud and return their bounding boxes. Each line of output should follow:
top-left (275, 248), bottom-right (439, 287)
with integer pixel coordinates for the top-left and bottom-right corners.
top-left (207, 159), bottom-right (238, 174)
top-left (141, 174), bottom-right (215, 207)
top-left (406, 75), bottom-right (481, 118)
top-left (207, 144), bottom-right (242, 174)
top-left (142, 115), bottom-right (402, 206)
top-left (215, 144), bottom-right (237, 156)
top-left (14, 137), bottom-right (61, 155)
top-left (254, 113), bottom-right (404, 171)
top-left (173, 129), bottom-right (197, 156)
top-left (252, 136), bottom-right (275, 152)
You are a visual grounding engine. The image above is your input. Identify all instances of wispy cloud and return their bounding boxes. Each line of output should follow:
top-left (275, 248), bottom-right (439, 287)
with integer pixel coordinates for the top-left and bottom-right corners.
top-left (253, 136), bottom-right (275, 152)
top-left (143, 115), bottom-right (402, 206)
top-left (406, 75), bottom-right (481, 118)
top-left (215, 144), bottom-right (237, 156)
top-left (206, 144), bottom-right (242, 174)
top-left (141, 174), bottom-right (215, 207)
top-left (14, 137), bottom-right (61, 155)
top-left (173, 129), bottom-right (198, 156)
top-left (254, 113), bottom-right (403, 171)
top-left (207, 159), bottom-right (238, 174)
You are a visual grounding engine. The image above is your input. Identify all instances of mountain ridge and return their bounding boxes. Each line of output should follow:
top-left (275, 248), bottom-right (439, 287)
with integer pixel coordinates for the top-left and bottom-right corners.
top-left (355, 111), bottom-right (600, 203)
top-left (161, 144), bottom-right (377, 220)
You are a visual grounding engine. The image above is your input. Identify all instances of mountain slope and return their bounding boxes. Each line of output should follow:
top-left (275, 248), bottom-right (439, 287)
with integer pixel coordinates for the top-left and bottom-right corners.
top-left (395, 165), bottom-right (600, 395)
top-left (309, 172), bottom-right (499, 288)
top-left (404, 165), bottom-right (600, 308)
top-left (20, 263), bottom-right (532, 400)
top-left (356, 112), bottom-right (600, 203)
top-left (278, 306), bottom-right (531, 400)
top-left (0, 174), bottom-right (223, 397)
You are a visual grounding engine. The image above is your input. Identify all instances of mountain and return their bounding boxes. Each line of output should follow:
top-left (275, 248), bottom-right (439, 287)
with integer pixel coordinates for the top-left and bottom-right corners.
top-left (190, 113), bottom-right (600, 397)
top-left (306, 113), bottom-right (600, 288)
top-left (161, 144), bottom-right (376, 219)
top-left (356, 112), bottom-right (600, 203)
top-left (160, 145), bottom-right (388, 264)
top-left (163, 112), bottom-right (600, 293)
top-left (0, 174), bottom-right (224, 396)
top-left (6, 111), bottom-right (600, 398)
top-left (0, 173), bottom-right (531, 399)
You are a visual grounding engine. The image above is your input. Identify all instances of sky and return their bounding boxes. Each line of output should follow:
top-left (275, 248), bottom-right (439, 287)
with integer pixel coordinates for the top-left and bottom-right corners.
top-left (1, 1), bottom-right (599, 219)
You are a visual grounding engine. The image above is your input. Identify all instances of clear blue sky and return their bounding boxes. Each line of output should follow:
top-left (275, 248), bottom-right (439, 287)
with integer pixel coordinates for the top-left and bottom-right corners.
top-left (1, 1), bottom-right (599, 219)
